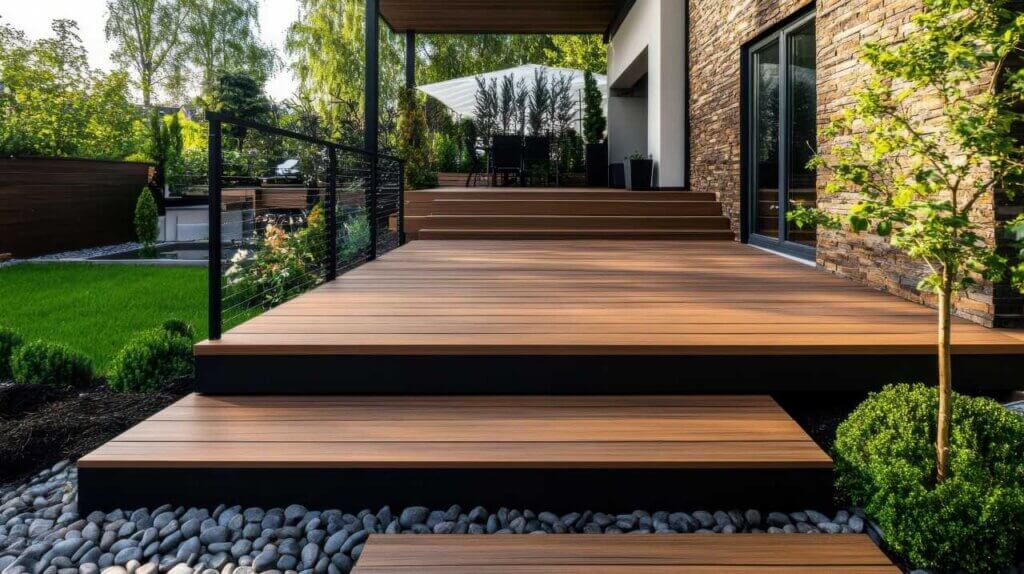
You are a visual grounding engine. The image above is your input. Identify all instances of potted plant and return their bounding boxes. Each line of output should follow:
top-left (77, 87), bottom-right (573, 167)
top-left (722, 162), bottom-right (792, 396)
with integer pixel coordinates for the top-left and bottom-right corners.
top-left (582, 71), bottom-right (608, 187)
top-left (624, 152), bottom-right (653, 191)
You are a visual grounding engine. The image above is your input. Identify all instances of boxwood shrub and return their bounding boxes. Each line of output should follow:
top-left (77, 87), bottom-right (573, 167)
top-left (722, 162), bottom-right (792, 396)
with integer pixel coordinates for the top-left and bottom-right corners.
top-left (834, 383), bottom-right (1024, 573)
top-left (0, 326), bottom-right (24, 380)
top-left (161, 318), bottom-right (196, 341)
top-left (11, 341), bottom-right (94, 389)
top-left (107, 328), bottom-right (193, 393)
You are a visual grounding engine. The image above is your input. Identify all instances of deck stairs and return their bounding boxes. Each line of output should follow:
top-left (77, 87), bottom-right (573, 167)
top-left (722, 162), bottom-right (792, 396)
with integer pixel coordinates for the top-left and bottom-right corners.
top-left (404, 188), bottom-right (734, 240)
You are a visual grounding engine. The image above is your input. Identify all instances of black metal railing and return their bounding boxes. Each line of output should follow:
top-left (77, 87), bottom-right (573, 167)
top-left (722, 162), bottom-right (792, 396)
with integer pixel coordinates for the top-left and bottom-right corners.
top-left (206, 111), bottom-right (405, 339)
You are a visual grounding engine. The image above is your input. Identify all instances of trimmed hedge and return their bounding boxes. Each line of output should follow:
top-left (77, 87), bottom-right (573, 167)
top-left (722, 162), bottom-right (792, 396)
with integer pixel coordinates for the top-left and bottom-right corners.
top-left (106, 327), bottom-right (193, 393)
top-left (161, 318), bottom-right (196, 341)
top-left (11, 341), bottom-right (94, 389)
top-left (834, 384), bottom-right (1024, 573)
top-left (0, 326), bottom-right (24, 380)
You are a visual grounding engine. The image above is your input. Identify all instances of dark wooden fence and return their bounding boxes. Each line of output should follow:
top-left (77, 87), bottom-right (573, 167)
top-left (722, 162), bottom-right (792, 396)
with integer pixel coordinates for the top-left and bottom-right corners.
top-left (0, 157), bottom-right (153, 257)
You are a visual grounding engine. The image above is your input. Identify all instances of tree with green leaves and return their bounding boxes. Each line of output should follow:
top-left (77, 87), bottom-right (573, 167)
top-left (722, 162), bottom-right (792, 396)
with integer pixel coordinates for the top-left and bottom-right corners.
top-left (789, 0), bottom-right (1024, 482)
top-left (105, 0), bottom-right (186, 108)
top-left (583, 71), bottom-right (606, 144)
top-left (181, 0), bottom-right (278, 97)
top-left (544, 35), bottom-right (607, 75)
top-left (203, 73), bottom-right (272, 151)
top-left (287, 0), bottom-right (404, 149)
top-left (0, 19), bottom-right (138, 159)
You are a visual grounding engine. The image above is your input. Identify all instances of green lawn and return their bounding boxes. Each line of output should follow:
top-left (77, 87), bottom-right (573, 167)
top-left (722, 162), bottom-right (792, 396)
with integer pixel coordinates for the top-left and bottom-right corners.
top-left (0, 264), bottom-right (207, 372)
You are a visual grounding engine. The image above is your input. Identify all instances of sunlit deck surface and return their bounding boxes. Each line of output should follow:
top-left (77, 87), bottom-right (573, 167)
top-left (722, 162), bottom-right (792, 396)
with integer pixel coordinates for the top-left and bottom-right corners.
top-left (194, 240), bottom-right (1024, 393)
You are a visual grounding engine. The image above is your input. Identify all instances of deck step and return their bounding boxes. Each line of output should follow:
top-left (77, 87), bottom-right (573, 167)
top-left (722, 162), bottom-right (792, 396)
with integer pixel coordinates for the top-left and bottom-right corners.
top-left (403, 187), bottom-right (732, 241)
top-left (406, 199), bottom-right (726, 216)
top-left (416, 228), bottom-right (737, 240)
top-left (353, 534), bottom-right (899, 573)
top-left (77, 394), bottom-right (833, 512)
top-left (406, 189), bottom-right (718, 202)
top-left (406, 215), bottom-right (731, 232)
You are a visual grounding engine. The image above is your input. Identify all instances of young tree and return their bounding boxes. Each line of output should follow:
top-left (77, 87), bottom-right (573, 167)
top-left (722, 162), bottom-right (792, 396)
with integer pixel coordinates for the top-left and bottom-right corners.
top-left (790, 0), bottom-right (1024, 481)
top-left (527, 68), bottom-right (549, 136)
top-left (398, 88), bottom-right (436, 190)
top-left (181, 0), bottom-right (278, 97)
top-left (105, 0), bottom-right (186, 108)
top-left (472, 77), bottom-right (499, 138)
top-left (203, 73), bottom-right (272, 151)
top-left (583, 71), bottom-right (606, 145)
top-left (498, 74), bottom-right (516, 135)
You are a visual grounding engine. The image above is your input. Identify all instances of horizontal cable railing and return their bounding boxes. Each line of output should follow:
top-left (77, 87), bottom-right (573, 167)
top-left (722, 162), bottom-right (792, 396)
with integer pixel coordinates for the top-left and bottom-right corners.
top-left (206, 111), bottom-right (405, 340)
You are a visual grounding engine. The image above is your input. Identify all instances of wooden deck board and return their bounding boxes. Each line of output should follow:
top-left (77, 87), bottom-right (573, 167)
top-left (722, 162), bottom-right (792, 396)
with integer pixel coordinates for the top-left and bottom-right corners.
top-left (196, 240), bottom-right (1024, 357)
top-left (353, 535), bottom-right (900, 573)
top-left (78, 394), bottom-right (831, 470)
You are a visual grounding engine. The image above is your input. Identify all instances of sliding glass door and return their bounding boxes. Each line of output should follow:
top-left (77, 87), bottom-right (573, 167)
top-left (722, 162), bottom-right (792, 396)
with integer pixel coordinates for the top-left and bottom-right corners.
top-left (747, 13), bottom-right (817, 257)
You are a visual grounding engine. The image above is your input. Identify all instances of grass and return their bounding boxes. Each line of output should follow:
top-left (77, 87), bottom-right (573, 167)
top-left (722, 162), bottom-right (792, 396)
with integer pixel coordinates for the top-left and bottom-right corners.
top-left (0, 263), bottom-right (207, 372)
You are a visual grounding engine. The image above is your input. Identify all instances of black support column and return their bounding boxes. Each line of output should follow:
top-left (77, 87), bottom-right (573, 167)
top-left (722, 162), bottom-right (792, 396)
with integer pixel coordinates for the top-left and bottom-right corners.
top-left (364, 0), bottom-right (379, 155)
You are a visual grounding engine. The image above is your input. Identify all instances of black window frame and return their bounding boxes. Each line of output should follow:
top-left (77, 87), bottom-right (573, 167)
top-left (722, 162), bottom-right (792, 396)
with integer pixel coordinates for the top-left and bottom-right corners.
top-left (740, 9), bottom-right (817, 261)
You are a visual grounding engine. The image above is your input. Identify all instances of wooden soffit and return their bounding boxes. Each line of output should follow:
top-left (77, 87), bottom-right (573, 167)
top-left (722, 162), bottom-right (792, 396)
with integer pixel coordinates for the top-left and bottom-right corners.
top-left (378, 0), bottom-right (621, 34)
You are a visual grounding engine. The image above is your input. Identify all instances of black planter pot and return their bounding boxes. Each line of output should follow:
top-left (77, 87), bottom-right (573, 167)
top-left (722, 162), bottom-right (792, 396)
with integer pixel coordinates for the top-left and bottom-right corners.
top-left (609, 163), bottom-right (625, 189)
top-left (624, 158), bottom-right (653, 191)
top-left (585, 143), bottom-right (608, 187)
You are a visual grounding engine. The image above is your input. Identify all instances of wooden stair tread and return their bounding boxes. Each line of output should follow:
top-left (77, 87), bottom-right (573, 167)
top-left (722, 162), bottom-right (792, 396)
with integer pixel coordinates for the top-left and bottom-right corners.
top-left (416, 229), bottom-right (736, 240)
top-left (78, 394), bottom-right (831, 469)
top-left (353, 534), bottom-right (900, 573)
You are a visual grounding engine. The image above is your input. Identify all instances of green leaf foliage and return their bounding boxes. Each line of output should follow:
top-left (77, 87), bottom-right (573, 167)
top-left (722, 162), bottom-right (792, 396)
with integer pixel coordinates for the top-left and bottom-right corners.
top-left (835, 384), bottom-right (1024, 573)
top-left (0, 19), bottom-right (139, 160)
top-left (161, 318), bottom-right (196, 341)
top-left (398, 88), bottom-right (437, 190)
top-left (134, 189), bottom-right (159, 254)
top-left (107, 328), bottom-right (193, 392)
top-left (0, 326), bottom-right (25, 380)
top-left (583, 71), bottom-right (606, 144)
top-left (11, 341), bottom-right (94, 389)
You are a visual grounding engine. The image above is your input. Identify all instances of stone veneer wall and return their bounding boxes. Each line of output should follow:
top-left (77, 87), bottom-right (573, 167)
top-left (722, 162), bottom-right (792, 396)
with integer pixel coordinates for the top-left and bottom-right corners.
top-left (687, 0), bottom-right (1021, 326)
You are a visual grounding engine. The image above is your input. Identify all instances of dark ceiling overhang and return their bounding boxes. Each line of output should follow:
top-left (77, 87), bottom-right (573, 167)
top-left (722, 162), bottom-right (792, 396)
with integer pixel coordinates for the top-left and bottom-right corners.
top-left (378, 0), bottom-right (621, 35)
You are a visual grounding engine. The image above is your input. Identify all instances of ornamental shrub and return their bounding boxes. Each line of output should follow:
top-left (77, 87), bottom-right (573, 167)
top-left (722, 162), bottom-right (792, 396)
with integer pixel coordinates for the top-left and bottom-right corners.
top-left (134, 188), bottom-right (159, 257)
top-left (107, 328), bottom-right (193, 393)
top-left (0, 326), bottom-right (24, 380)
top-left (834, 384), bottom-right (1024, 573)
top-left (11, 341), bottom-right (93, 389)
top-left (161, 318), bottom-right (196, 341)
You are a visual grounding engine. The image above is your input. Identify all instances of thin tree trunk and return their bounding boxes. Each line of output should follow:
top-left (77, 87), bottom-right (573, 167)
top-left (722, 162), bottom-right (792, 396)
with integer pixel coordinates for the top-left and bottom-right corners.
top-left (935, 267), bottom-right (953, 482)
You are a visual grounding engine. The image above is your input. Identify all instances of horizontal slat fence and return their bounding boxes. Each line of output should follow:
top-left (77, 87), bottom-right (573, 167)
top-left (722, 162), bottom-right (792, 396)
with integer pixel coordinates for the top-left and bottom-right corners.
top-left (0, 158), bottom-right (152, 257)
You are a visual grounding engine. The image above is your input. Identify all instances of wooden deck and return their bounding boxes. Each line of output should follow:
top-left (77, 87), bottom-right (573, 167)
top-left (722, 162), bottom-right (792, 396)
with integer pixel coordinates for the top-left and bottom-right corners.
top-left (77, 394), bottom-right (832, 511)
top-left (354, 535), bottom-right (900, 573)
top-left (194, 240), bottom-right (1024, 393)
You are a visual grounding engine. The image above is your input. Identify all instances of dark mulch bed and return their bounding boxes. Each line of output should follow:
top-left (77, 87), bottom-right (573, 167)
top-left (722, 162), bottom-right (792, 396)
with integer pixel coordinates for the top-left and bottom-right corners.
top-left (771, 393), bottom-right (868, 455)
top-left (0, 378), bottom-right (191, 485)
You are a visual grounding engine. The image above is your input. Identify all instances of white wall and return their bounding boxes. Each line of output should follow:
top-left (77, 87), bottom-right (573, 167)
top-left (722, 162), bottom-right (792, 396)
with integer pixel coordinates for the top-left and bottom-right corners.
top-left (608, 0), bottom-right (687, 188)
top-left (608, 92), bottom-right (648, 165)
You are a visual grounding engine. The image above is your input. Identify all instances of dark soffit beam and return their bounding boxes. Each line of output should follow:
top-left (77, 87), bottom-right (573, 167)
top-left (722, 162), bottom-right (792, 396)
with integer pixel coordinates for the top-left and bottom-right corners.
top-left (604, 0), bottom-right (637, 43)
top-left (378, 0), bottom-right (619, 34)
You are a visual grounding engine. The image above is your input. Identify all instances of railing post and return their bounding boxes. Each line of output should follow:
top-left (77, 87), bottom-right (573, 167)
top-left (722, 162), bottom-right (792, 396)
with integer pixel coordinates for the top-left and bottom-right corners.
top-left (326, 146), bottom-right (338, 280)
top-left (207, 114), bottom-right (223, 340)
top-left (398, 160), bottom-right (406, 245)
top-left (367, 156), bottom-right (379, 260)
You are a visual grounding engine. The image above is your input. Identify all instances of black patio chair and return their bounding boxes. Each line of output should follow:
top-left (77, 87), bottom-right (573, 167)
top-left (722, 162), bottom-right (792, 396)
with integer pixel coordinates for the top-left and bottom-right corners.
top-left (490, 135), bottom-right (524, 186)
top-left (464, 136), bottom-right (486, 187)
top-left (522, 136), bottom-right (552, 187)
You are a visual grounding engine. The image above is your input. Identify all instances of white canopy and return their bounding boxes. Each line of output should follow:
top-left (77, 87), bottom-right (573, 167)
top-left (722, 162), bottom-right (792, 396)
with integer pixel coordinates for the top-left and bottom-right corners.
top-left (417, 64), bottom-right (608, 119)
